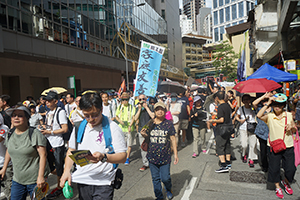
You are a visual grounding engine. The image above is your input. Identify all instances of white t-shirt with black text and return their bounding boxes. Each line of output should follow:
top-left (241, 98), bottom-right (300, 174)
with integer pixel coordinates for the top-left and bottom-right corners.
top-left (237, 106), bottom-right (256, 130)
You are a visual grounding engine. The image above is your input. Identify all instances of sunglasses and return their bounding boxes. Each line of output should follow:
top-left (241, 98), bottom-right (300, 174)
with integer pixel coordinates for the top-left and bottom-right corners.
top-left (139, 98), bottom-right (146, 101)
top-left (122, 99), bottom-right (129, 101)
top-left (11, 113), bottom-right (25, 118)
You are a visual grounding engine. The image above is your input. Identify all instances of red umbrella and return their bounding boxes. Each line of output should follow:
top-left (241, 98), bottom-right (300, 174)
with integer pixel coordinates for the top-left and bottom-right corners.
top-left (233, 78), bottom-right (282, 93)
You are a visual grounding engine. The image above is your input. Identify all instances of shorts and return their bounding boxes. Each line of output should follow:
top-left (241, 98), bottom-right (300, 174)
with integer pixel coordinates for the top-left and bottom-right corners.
top-left (77, 183), bottom-right (114, 200)
top-left (124, 131), bottom-right (135, 147)
top-left (53, 145), bottom-right (65, 176)
top-left (215, 134), bottom-right (231, 156)
top-left (179, 119), bottom-right (189, 130)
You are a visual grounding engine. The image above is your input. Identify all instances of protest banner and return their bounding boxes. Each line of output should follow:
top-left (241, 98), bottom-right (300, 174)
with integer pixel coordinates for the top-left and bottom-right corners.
top-left (134, 41), bottom-right (165, 97)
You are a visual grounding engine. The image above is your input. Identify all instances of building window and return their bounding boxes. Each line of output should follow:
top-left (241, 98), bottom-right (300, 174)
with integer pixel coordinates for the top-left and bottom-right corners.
top-left (247, 1), bottom-right (250, 14)
top-left (239, 20), bottom-right (244, 24)
top-left (251, 3), bottom-right (254, 10)
top-left (225, 6), bottom-right (230, 21)
top-left (220, 26), bottom-right (225, 40)
top-left (239, 2), bottom-right (244, 18)
top-left (225, 0), bottom-right (230, 4)
top-left (219, 0), bottom-right (223, 7)
top-left (232, 22), bottom-right (237, 26)
top-left (213, 0), bottom-right (218, 8)
top-left (161, 0), bottom-right (164, 2)
top-left (161, 9), bottom-right (165, 19)
top-left (219, 9), bottom-right (224, 24)
top-left (231, 4), bottom-right (237, 20)
top-left (214, 27), bottom-right (219, 41)
top-left (226, 24), bottom-right (231, 28)
top-left (213, 11), bottom-right (218, 25)
top-left (186, 43), bottom-right (190, 46)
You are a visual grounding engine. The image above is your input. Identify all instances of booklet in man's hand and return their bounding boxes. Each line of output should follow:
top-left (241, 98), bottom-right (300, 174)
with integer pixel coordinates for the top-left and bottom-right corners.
top-left (69, 150), bottom-right (92, 167)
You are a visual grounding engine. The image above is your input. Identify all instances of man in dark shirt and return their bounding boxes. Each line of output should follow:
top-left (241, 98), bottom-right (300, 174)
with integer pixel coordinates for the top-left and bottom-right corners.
top-left (177, 91), bottom-right (190, 147)
top-left (134, 94), bottom-right (154, 172)
top-left (209, 91), bottom-right (232, 173)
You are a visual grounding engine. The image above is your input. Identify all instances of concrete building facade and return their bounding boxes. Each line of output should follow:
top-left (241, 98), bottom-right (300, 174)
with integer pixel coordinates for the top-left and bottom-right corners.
top-left (197, 7), bottom-right (212, 38)
top-left (183, 0), bottom-right (205, 31)
top-left (0, 0), bottom-right (171, 104)
top-left (180, 14), bottom-right (193, 35)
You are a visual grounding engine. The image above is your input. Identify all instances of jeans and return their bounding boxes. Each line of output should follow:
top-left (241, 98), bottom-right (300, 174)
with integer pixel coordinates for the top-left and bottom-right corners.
top-left (11, 180), bottom-right (37, 200)
top-left (53, 145), bottom-right (65, 176)
top-left (149, 162), bottom-right (172, 199)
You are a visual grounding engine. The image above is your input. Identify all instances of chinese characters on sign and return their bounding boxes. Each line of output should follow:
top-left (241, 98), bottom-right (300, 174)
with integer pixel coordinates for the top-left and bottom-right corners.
top-left (134, 41), bottom-right (165, 97)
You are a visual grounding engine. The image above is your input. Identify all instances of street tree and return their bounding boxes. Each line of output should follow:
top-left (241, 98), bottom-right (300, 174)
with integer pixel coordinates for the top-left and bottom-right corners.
top-left (212, 40), bottom-right (239, 81)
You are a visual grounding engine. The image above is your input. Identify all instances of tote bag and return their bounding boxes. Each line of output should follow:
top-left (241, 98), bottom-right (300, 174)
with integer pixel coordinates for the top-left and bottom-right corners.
top-left (293, 129), bottom-right (300, 167)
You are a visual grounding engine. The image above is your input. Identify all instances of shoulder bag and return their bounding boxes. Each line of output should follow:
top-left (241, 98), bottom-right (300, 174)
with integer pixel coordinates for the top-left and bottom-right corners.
top-left (242, 106), bottom-right (257, 133)
top-left (269, 112), bottom-right (287, 153)
top-left (216, 123), bottom-right (234, 137)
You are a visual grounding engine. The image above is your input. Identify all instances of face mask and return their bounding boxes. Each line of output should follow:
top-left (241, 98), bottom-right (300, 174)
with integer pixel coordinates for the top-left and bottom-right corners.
top-left (171, 98), bottom-right (177, 102)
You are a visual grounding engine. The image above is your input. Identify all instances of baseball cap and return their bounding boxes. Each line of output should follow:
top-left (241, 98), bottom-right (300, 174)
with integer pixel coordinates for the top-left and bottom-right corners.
top-left (5, 106), bottom-right (31, 117)
top-left (29, 103), bottom-right (36, 108)
top-left (44, 91), bottom-right (59, 101)
top-left (154, 101), bottom-right (166, 110)
top-left (193, 96), bottom-right (202, 104)
top-left (170, 93), bottom-right (177, 98)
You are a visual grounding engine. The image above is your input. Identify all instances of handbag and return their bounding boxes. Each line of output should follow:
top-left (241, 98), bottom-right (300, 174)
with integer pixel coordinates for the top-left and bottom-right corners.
top-left (141, 136), bottom-right (149, 151)
top-left (217, 123), bottom-right (234, 137)
top-left (269, 112), bottom-right (287, 153)
top-left (165, 111), bottom-right (173, 122)
top-left (242, 106), bottom-right (257, 133)
top-left (293, 129), bottom-right (300, 167)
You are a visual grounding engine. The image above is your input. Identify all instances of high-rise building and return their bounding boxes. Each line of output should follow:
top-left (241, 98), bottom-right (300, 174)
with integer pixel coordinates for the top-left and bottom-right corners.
top-left (197, 7), bottom-right (212, 37)
top-left (212, 0), bottom-right (255, 42)
top-left (146, 0), bottom-right (183, 70)
top-left (180, 14), bottom-right (193, 35)
top-left (183, 0), bottom-right (205, 31)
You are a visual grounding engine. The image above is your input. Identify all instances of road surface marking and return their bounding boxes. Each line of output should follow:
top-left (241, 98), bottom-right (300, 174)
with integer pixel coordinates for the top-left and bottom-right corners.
top-left (181, 177), bottom-right (197, 200)
top-left (205, 131), bottom-right (215, 154)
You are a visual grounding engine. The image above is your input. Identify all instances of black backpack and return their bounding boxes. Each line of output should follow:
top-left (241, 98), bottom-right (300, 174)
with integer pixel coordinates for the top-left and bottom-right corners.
top-left (56, 108), bottom-right (73, 141)
top-left (7, 127), bottom-right (56, 172)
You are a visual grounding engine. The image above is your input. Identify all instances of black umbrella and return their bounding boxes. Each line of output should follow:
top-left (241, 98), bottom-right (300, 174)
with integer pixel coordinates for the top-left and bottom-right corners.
top-left (157, 81), bottom-right (186, 94)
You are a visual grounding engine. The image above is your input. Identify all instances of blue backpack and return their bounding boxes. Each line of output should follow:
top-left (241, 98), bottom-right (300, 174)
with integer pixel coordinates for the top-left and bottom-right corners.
top-left (76, 115), bottom-right (118, 169)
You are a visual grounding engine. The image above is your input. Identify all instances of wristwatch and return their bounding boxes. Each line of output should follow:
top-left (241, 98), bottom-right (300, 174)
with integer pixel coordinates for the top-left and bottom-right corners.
top-left (101, 154), bottom-right (107, 163)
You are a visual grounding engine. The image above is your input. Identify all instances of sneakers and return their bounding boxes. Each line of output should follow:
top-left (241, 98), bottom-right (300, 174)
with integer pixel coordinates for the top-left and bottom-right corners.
top-left (248, 159), bottom-right (254, 168)
top-left (202, 149), bottom-right (207, 153)
top-left (242, 155), bottom-right (247, 163)
top-left (139, 165), bottom-right (148, 172)
top-left (227, 164), bottom-right (232, 170)
top-left (215, 166), bottom-right (229, 173)
top-left (166, 190), bottom-right (173, 200)
top-left (192, 153), bottom-right (197, 158)
top-left (276, 188), bottom-right (284, 199)
top-left (281, 180), bottom-right (293, 195)
top-left (181, 142), bottom-right (186, 147)
top-left (46, 187), bottom-right (63, 199)
top-left (124, 158), bottom-right (130, 165)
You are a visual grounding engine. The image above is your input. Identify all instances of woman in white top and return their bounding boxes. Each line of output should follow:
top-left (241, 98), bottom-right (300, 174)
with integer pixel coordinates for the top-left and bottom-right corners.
top-left (236, 94), bottom-right (258, 167)
top-left (167, 93), bottom-right (181, 146)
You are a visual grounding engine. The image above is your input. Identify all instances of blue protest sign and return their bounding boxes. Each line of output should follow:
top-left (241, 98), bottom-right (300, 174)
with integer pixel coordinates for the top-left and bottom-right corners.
top-left (134, 41), bottom-right (165, 97)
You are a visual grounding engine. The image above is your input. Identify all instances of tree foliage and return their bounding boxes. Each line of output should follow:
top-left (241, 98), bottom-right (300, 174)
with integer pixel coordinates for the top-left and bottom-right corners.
top-left (212, 40), bottom-right (239, 81)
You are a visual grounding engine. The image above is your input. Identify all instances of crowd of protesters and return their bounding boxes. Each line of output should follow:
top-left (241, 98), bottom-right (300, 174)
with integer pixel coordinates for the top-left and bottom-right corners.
top-left (0, 81), bottom-right (299, 199)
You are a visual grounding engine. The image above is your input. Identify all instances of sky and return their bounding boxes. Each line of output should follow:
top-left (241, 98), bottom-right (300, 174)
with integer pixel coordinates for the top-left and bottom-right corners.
top-left (179, 0), bottom-right (212, 8)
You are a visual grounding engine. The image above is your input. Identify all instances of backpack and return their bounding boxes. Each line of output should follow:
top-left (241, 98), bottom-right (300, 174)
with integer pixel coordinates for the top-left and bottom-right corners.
top-left (52, 107), bottom-right (73, 141)
top-left (7, 127), bottom-right (55, 172)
